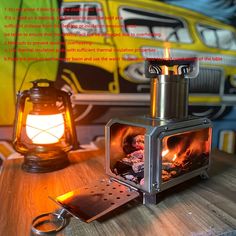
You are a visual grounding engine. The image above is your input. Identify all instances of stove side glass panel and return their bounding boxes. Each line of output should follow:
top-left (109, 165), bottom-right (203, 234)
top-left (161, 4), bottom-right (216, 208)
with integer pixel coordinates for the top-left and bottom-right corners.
top-left (109, 123), bottom-right (146, 186)
top-left (161, 127), bottom-right (212, 182)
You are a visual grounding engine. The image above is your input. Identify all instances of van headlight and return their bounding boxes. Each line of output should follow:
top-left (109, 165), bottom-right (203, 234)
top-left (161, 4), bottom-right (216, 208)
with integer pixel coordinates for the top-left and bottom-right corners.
top-left (231, 75), bottom-right (236, 87)
top-left (124, 63), bottom-right (149, 82)
top-left (225, 75), bottom-right (236, 95)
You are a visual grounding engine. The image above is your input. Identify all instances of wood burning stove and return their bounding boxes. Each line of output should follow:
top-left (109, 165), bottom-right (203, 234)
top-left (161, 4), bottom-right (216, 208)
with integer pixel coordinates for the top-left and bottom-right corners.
top-left (105, 57), bottom-right (212, 204)
top-left (38, 57), bottom-right (213, 230)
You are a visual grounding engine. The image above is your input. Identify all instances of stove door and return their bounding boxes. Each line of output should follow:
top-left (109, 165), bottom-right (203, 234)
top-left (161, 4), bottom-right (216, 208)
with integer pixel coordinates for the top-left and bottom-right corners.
top-left (50, 179), bottom-right (139, 222)
top-left (161, 127), bottom-right (212, 182)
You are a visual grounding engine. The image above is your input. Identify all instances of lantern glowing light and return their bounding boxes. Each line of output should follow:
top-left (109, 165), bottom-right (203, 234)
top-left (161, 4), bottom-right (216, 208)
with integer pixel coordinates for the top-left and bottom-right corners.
top-left (13, 79), bottom-right (78, 173)
top-left (26, 114), bottom-right (65, 144)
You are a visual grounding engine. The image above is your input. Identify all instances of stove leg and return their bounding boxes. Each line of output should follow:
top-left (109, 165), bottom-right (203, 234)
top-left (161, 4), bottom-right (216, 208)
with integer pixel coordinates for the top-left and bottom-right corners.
top-left (143, 193), bottom-right (158, 205)
top-left (200, 171), bottom-right (209, 180)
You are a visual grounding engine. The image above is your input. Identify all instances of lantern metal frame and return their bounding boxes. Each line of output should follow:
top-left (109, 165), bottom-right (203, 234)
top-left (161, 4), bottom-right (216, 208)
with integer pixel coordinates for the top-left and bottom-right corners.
top-left (13, 79), bottom-right (78, 173)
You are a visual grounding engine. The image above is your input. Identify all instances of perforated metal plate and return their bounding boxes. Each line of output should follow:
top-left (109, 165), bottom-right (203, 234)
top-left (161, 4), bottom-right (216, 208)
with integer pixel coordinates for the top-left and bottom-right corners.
top-left (50, 179), bottom-right (139, 223)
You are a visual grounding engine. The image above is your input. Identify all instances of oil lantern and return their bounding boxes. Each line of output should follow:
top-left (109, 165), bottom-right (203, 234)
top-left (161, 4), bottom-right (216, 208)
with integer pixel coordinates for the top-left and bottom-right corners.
top-left (13, 79), bottom-right (78, 173)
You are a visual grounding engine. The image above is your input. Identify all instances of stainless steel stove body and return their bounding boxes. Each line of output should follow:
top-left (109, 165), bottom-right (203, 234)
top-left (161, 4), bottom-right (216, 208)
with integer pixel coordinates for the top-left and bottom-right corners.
top-left (105, 58), bottom-right (212, 204)
top-left (47, 57), bottom-right (213, 226)
top-left (47, 58), bottom-right (212, 227)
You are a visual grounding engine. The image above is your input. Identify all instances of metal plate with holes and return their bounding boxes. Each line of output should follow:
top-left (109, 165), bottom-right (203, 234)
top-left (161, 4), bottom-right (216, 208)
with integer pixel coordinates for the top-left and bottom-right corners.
top-left (50, 179), bottom-right (139, 223)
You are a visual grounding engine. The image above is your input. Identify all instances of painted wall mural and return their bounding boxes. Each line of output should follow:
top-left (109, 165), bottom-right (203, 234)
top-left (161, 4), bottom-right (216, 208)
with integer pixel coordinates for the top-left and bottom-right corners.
top-left (0, 0), bottom-right (236, 152)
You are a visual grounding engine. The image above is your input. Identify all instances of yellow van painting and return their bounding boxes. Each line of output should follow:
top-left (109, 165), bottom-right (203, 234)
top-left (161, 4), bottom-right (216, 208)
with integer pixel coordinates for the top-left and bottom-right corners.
top-left (0, 0), bottom-right (236, 126)
top-left (57, 0), bottom-right (236, 108)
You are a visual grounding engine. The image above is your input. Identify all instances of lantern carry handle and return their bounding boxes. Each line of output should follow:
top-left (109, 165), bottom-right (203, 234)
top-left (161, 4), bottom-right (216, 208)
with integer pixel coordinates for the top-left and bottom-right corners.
top-left (13, 90), bottom-right (30, 154)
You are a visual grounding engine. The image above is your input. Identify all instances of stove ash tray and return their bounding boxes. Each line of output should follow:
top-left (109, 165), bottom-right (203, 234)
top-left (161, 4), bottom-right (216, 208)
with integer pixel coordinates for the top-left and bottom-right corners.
top-left (50, 179), bottom-right (139, 223)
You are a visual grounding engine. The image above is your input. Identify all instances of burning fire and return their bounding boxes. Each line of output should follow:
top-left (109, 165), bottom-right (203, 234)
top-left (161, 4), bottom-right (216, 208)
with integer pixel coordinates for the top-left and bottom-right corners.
top-left (172, 154), bottom-right (177, 162)
top-left (162, 149), bottom-right (169, 157)
top-left (162, 46), bottom-right (179, 75)
top-left (161, 128), bottom-right (211, 182)
top-left (162, 129), bottom-right (210, 164)
top-left (111, 125), bottom-right (211, 185)
top-left (162, 150), bottom-right (177, 161)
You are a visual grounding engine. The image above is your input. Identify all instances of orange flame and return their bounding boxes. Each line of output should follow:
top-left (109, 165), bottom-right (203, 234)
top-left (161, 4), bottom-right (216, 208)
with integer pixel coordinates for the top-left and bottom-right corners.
top-left (163, 47), bottom-right (170, 75)
top-left (161, 128), bottom-right (211, 182)
top-left (162, 128), bottom-right (211, 165)
top-left (172, 154), bottom-right (177, 161)
top-left (162, 149), bottom-right (169, 157)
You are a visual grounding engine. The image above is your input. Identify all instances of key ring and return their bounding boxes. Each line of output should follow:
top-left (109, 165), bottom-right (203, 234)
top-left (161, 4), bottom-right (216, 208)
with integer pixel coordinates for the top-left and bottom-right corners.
top-left (31, 209), bottom-right (71, 235)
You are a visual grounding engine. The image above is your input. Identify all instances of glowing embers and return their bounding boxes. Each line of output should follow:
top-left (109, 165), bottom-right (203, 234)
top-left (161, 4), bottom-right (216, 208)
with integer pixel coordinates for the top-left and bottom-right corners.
top-left (110, 123), bottom-right (211, 187)
top-left (110, 124), bottom-right (146, 186)
top-left (161, 128), bottom-right (211, 182)
top-left (110, 125), bottom-right (211, 185)
top-left (114, 134), bottom-right (145, 185)
top-left (26, 114), bottom-right (65, 144)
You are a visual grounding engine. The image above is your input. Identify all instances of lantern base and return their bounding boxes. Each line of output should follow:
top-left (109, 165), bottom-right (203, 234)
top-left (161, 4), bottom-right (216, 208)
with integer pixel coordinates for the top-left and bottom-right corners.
top-left (22, 151), bottom-right (69, 173)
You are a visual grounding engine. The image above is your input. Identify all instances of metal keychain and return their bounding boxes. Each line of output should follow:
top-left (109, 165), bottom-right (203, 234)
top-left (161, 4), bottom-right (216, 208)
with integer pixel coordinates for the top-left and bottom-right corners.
top-left (31, 208), bottom-right (71, 235)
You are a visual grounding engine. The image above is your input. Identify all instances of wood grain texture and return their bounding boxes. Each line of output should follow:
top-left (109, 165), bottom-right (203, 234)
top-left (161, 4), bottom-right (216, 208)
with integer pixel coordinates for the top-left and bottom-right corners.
top-left (0, 149), bottom-right (235, 236)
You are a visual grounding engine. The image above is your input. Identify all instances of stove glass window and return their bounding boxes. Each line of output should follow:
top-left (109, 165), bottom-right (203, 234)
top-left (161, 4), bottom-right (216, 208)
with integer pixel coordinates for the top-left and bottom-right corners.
top-left (161, 127), bottom-right (212, 182)
top-left (109, 123), bottom-right (146, 186)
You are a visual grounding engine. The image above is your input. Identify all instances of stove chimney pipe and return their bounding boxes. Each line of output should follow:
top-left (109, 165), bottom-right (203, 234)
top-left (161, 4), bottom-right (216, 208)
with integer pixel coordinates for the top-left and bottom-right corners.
top-left (145, 58), bottom-right (199, 120)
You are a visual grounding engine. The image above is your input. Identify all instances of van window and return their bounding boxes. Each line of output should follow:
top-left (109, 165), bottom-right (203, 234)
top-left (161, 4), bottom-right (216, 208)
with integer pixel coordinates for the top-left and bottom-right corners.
top-left (61, 3), bottom-right (105, 35)
top-left (120, 7), bottom-right (192, 43)
top-left (197, 24), bottom-right (236, 51)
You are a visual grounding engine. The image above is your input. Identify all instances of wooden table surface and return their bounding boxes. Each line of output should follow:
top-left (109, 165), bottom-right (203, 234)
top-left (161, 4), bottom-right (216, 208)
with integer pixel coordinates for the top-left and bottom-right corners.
top-left (0, 149), bottom-right (235, 236)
